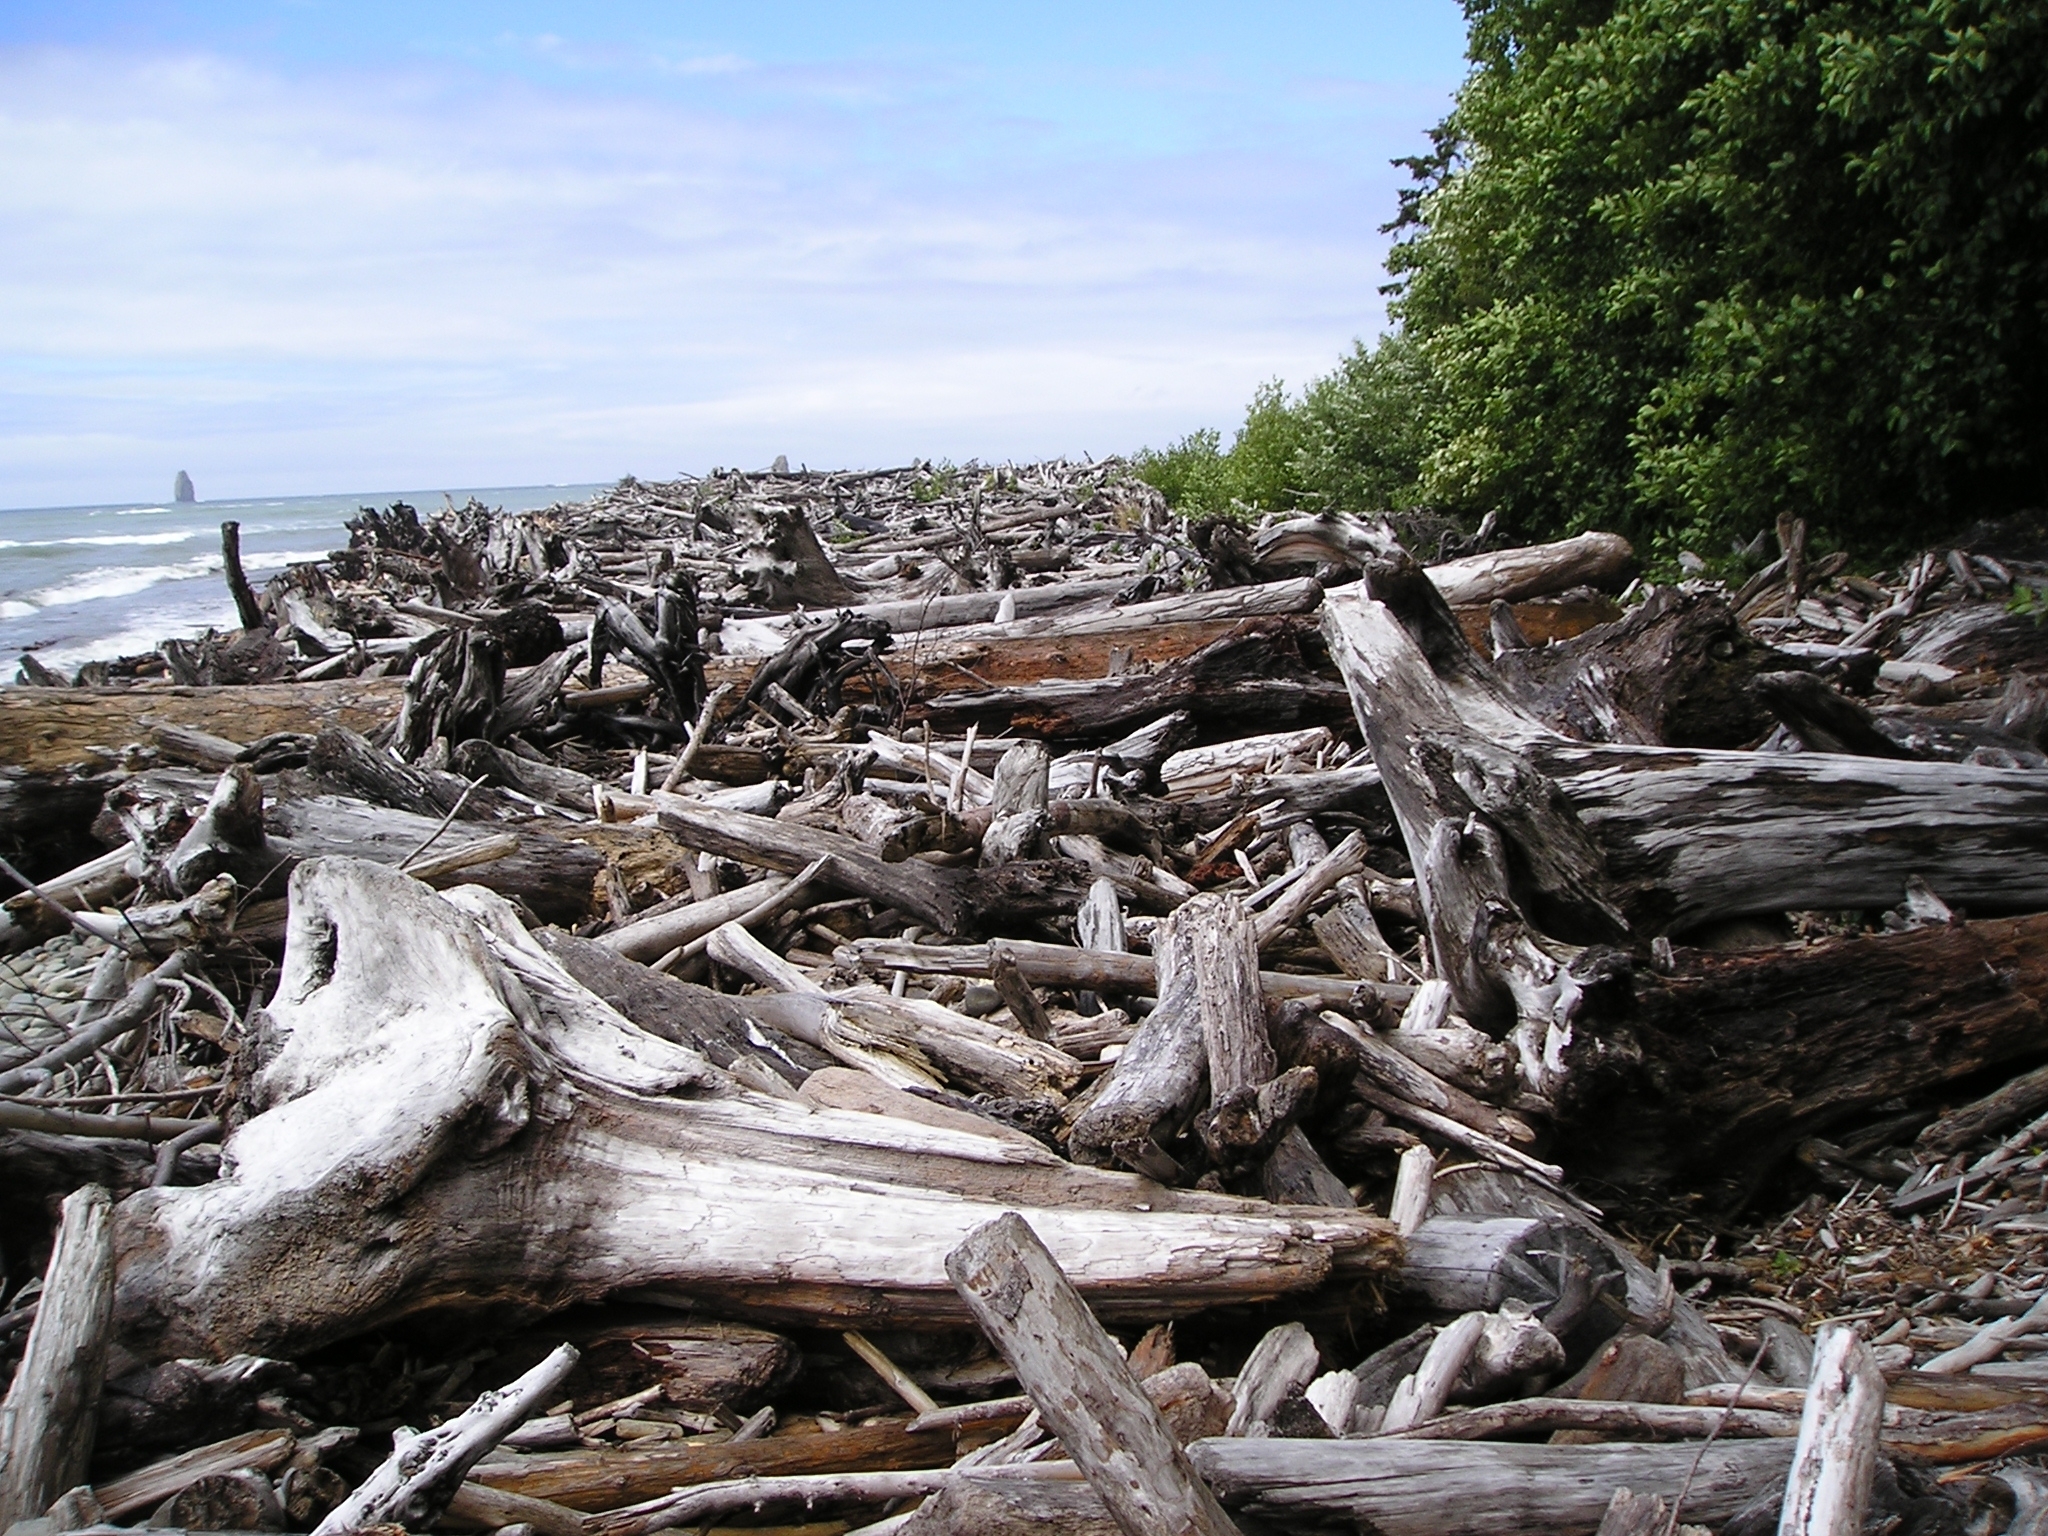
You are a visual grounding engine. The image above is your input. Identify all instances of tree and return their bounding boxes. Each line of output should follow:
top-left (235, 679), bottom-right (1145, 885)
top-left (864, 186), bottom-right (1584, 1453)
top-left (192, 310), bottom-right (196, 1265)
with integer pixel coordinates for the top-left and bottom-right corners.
top-left (1388, 0), bottom-right (2048, 557)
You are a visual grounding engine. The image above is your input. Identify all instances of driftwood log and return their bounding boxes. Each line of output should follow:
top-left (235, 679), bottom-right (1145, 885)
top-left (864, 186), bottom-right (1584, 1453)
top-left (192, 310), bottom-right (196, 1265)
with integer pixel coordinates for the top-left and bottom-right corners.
top-left (111, 858), bottom-right (1397, 1362)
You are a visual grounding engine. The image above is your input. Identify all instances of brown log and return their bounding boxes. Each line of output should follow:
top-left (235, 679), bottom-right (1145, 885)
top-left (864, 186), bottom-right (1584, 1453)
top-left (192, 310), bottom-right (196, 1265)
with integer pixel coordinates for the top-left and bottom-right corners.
top-left (1554, 913), bottom-right (2048, 1207)
top-left (912, 619), bottom-right (1349, 738)
top-left (0, 679), bottom-right (403, 774)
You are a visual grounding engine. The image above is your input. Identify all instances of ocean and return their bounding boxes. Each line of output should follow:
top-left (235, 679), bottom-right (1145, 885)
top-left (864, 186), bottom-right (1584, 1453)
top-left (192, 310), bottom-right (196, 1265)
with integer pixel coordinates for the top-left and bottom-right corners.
top-left (0, 484), bottom-right (606, 678)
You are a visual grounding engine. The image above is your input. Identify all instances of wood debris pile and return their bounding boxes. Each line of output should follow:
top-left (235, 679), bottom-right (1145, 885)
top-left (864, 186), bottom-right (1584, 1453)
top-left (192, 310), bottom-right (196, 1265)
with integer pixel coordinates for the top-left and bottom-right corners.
top-left (0, 476), bottom-right (2045, 1535)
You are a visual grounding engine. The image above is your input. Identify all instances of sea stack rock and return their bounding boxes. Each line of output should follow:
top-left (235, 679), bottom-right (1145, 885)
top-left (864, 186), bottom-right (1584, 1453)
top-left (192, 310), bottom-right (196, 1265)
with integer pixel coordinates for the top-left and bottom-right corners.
top-left (174, 470), bottom-right (196, 503)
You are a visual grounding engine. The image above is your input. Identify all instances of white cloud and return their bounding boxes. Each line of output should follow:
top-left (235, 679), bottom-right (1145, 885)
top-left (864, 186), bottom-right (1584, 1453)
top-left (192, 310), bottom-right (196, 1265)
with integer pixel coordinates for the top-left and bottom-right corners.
top-left (0, 43), bottom-right (1440, 505)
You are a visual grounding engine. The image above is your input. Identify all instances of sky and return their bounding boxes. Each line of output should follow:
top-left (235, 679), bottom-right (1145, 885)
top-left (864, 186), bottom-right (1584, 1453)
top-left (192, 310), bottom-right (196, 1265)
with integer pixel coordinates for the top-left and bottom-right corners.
top-left (0, 2), bottom-right (1471, 508)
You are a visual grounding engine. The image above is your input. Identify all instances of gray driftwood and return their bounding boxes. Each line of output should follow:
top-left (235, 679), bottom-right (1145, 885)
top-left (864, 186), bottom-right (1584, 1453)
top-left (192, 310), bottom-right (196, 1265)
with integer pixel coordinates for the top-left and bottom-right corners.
top-left (946, 1213), bottom-right (1239, 1536)
top-left (0, 1185), bottom-right (115, 1527)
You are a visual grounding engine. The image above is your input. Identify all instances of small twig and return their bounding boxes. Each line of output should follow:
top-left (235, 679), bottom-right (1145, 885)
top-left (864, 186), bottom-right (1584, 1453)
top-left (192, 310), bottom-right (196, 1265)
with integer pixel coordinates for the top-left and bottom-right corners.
top-left (397, 776), bottom-right (489, 871)
top-left (1666, 1346), bottom-right (1766, 1535)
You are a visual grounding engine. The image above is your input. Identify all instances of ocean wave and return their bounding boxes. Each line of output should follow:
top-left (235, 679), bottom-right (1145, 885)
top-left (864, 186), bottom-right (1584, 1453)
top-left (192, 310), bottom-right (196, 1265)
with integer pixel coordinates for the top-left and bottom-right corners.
top-left (112, 506), bottom-right (171, 516)
top-left (24, 556), bottom-right (225, 609)
top-left (35, 608), bottom-right (241, 671)
top-left (6, 547), bottom-right (336, 613)
top-left (242, 548), bottom-right (334, 571)
top-left (0, 530), bottom-right (197, 552)
top-left (0, 601), bottom-right (35, 620)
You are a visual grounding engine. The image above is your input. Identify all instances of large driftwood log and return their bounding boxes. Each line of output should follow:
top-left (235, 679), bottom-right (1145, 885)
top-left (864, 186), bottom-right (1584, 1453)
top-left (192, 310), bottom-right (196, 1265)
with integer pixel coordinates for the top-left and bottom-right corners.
top-left (1188, 1437), bottom-right (1789, 1535)
top-left (1554, 911), bottom-right (2048, 1205)
top-left (122, 765), bottom-right (604, 926)
top-left (1323, 558), bottom-right (2048, 935)
top-left (1490, 586), bottom-right (1783, 748)
top-left (111, 859), bottom-right (1397, 1362)
top-left (913, 619), bottom-right (1349, 737)
top-left (0, 679), bottom-right (402, 775)
top-left (907, 1436), bottom-right (1789, 1536)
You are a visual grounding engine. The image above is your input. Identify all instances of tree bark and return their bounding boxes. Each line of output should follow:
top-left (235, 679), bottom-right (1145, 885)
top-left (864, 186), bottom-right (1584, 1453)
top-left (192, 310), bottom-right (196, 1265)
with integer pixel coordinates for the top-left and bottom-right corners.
top-left (1552, 913), bottom-right (2048, 1208)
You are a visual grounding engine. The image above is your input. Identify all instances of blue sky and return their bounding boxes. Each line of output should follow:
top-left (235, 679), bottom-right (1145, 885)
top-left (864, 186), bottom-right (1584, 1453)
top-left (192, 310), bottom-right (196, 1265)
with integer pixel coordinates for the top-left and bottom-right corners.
top-left (0, 3), bottom-right (1470, 507)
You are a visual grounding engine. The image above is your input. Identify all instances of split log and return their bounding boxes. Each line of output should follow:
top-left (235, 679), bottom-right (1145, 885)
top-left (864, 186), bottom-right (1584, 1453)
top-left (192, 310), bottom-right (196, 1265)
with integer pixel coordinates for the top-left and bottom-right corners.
top-left (0, 1185), bottom-right (115, 1527)
top-left (111, 858), bottom-right (1397, 1361)
top-left (1594, 1489), bottom-right (1672, 1536)
top-left (946, 1213), bottom-right (1239, 1536)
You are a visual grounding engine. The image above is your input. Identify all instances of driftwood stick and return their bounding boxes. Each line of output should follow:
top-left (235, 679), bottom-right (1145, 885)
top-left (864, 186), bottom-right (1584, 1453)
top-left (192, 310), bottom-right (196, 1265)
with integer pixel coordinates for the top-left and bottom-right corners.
top-left (673, 855), bottom-right (832, 964)
top-left (1381, 1311), bottom-right (1487, 1432)
top-left (842, 1330), bottom-right (941, 1417)
top-left (1776, 1326), bottom-right (1884, 1536)
top-left (0, 1185), bottom-right (115, 1528)
top-left (1389, 1144), bottom-right (1436, 1236)
top-left (1921, 1290), bottom-right (2048, 1375)
top-left (220, 521), bottom-right (265, 632)
top-left (945, 1212), bottom-right (1240, 1536)
top-left (659, 683), bottom-right (734, 791)
top-left (597, 875), bottom-right (794, 963)
top-left (1251, 830), bottom-right (1367, 948)
top-left (310, 1343), bottom-right (579, 1536)
top-left (592, 1470), bottom-right (955, 1536)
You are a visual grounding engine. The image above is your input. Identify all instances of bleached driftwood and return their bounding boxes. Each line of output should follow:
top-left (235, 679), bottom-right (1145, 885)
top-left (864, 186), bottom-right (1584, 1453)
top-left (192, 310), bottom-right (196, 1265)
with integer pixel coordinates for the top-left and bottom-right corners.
top-left (112, 859), bottom-right (1397, 1362)
top-left (1776, 1327), bottom-right (1885, 1536)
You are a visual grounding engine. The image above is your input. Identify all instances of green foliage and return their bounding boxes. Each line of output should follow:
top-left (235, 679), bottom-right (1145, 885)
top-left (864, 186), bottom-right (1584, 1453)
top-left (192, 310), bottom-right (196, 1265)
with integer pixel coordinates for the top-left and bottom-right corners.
top-left (2011, 579), bottom-right (2048, 625)
top-left (1133, 353), bottom-right (1433, 519)
top-left (1132, 382), bottom-right (1306, 519)
top-left (1152, 0), bottom-right (2048, 558)
top-left (1384, 0), bottom-right (2048, 555)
